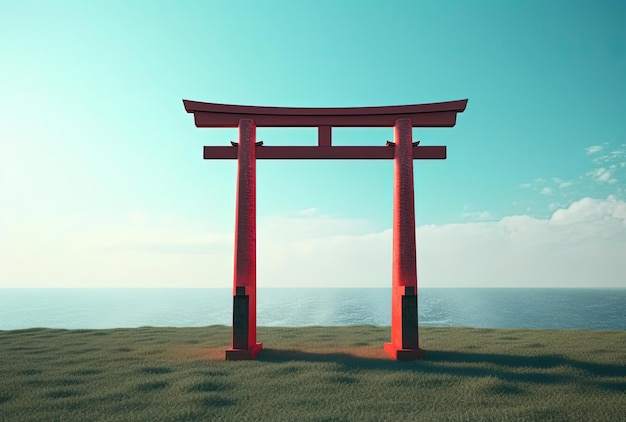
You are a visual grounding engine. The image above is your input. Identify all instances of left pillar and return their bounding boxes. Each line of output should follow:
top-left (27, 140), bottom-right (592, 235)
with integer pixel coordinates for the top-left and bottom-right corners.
top-left (226, 118), bottom-right (263, 360)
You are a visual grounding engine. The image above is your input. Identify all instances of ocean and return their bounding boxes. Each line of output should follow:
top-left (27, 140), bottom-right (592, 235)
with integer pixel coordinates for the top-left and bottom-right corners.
top-left (0, 288), bottom-right (624, 331)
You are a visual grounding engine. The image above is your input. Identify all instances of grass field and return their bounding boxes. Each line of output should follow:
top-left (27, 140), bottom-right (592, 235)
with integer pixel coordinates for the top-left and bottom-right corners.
top-left (0, 325), bottom-right (624, 421)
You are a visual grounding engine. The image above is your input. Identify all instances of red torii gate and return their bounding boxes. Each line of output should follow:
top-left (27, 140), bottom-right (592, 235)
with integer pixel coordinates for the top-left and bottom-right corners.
top-left (183, 99), bottom-right (468, 360)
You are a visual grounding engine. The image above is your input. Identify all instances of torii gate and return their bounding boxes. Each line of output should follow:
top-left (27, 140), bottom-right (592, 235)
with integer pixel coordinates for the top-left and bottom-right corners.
top-left (183, 99), bottom-right (467, 360)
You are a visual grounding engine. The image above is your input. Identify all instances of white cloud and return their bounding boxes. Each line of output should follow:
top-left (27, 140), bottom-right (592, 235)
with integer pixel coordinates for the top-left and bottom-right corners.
top-left (592, 147), bottom-right (626, 164)
top-left (258, 212), bottom-right (377, 241)
top-left (298, 208), bottom-right (319, 217)
top-left (588, 167), bottom-right (617, 184)
top-left (585, 145), bottom-right (603, 154)
top-left (474, 211), bottom-right (492, 220)
top-left (0, 218), bottom-right (235, 288)
top-left (461, 210), bottom-right (492, 221)
top-left (417, 197), bottom-right (626, 287)
top-left (521, 143), bottom-right (624, 196)
top-left (1, 199), bottom-right (625, 288)
top-left (550, 196), bottom-right (626, 225)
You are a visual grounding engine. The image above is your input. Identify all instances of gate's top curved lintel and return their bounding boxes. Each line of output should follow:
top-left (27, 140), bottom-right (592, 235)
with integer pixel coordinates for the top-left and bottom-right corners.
top-left (183, 99), bottom-right (468, 116)
top-left (183, 99), bottom-right (468, 128)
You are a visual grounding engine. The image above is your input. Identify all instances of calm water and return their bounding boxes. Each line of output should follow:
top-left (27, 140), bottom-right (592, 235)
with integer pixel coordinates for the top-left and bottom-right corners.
top-left (0, 288), bottom-right (624, 331)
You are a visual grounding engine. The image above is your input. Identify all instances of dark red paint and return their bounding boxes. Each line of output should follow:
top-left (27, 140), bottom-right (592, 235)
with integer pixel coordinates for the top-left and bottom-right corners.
top-left (203, 145), bottom-right (447, 160)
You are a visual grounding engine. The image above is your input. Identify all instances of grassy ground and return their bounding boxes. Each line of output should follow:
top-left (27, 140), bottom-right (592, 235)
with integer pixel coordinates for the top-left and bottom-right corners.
top-left (0, 325), bottom-right (624, 421)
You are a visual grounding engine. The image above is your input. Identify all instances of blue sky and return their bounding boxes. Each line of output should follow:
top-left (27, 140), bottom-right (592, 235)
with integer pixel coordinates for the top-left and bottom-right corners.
top-left (1, 0), bottom-right (624, 288)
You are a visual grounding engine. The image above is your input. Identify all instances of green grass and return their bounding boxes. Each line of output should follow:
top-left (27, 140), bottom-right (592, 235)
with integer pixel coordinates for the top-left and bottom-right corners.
top-left (0, 326), bottom-right (624, 421)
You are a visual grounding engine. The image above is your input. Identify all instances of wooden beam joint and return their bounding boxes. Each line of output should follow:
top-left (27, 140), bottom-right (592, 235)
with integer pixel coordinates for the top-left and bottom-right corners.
top-left (318, 126), bottom-right (332, 147)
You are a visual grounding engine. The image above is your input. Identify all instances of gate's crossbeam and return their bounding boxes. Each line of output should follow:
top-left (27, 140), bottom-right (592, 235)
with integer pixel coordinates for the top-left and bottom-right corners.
top-left (204, 145), bottom-right (446, 159)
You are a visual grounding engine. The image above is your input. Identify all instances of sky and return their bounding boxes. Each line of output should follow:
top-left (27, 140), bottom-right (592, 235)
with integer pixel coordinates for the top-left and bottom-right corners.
top-left (1, 0), bottom-right (625, 288)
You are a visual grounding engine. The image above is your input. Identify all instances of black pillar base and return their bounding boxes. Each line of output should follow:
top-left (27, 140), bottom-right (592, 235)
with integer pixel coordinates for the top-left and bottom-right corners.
top-left (402, 286), bottom-right (418, 350)
top-left (232, 286), bottom-right (249, 350)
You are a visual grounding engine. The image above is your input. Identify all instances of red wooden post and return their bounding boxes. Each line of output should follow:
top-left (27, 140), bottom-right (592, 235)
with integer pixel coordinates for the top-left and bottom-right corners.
top-left (225, 118), bottom-right (263, 360)
top-left (384, 118), bottom-right (422, 360)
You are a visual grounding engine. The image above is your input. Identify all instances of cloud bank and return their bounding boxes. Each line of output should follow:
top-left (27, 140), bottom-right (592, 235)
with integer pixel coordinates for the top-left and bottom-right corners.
top-left (1, 197), bottom-right (624, 288)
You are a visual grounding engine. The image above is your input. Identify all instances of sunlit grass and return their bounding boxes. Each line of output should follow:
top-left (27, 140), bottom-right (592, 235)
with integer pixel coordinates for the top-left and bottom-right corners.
top-left (0, 326), bottom-right (624, 421)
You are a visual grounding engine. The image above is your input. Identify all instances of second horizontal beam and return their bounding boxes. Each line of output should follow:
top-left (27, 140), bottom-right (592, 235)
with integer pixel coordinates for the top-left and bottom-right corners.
top-left (203, 146), bottom-right (447, 160)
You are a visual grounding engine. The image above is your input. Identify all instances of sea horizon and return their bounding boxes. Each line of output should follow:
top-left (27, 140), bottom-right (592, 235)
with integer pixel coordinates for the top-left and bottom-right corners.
top-left (2, 287), bottom-right (624, 289)
top-left (1, 287), bottom-right (624, 331)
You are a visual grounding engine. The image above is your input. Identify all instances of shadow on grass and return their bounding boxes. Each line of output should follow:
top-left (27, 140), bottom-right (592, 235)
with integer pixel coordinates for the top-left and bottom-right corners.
top-left (257, 348), bottom-right (625, 390)
top-left (426, 350), bottom-right (626, 377)
top-left (188, 380), bottom-right (232, 393)
top-left (199, 395), bottom-right (237, 408)
top-left (136, 381), bottom-right (169, 392)
top-left (0, 393), bottom-right (11, 405)
top-left (137, 366), bottom-right (172, 375)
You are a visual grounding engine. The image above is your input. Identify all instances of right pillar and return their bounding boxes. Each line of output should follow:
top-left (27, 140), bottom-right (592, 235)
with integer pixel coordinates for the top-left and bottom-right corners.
top-left (384, 118), bottom-right (423, 360)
